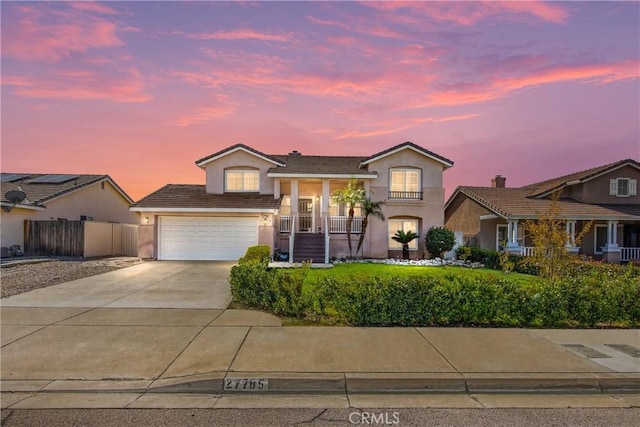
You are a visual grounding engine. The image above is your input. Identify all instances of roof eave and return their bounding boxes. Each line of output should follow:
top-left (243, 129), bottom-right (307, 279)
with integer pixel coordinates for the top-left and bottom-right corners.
top-left (196, 145), bottom-right (286, 169)
top-left (360, 144), bottom-right (454, 169)
top-left (130, 207), bottom-right (279, 213)
top-left (267, 173), bottom-right (377, 179)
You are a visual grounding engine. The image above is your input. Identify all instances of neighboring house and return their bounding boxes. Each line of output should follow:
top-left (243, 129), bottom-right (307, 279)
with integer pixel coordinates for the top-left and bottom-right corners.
top-left (445, 159), bottom-right (640, 263)
top-left (1, 174), bottom-right (138, 252)
top-left (130, 142), bottom-right (453, 262)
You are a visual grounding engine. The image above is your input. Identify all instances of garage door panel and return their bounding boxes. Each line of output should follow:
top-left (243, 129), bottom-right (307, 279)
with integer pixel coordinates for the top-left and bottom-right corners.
top-left (159, 216), bottom-right (259, 260)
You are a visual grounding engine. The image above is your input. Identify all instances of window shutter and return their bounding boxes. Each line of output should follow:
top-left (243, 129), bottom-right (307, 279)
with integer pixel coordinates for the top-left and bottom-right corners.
top-left (630, 179), bottom-right (637, 196)
top-left (610, 178), bottom-right (617, 195)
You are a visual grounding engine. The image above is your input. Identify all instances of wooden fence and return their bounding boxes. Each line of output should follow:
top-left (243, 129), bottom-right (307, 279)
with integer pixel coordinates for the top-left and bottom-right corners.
top-left (24, 220), bottom-right (138, 257)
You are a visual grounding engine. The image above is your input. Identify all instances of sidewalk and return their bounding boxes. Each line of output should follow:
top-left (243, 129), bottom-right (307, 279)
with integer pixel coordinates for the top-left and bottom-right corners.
top-left (1, 307), bottom-right (639, 409)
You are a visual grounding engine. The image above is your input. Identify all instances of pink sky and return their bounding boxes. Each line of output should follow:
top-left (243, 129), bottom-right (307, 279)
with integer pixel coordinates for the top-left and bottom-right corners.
top-left (2, 1), bottom-right (639, 201)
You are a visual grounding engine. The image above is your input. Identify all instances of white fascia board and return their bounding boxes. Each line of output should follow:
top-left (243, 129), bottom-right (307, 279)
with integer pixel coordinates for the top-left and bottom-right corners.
top-left (43, 177), bottom-right (134, 205)
top-left (479, 214), bottom-right (499, 220)
top-left (196, 146), bottom-right (285, 168)
top-left (360, 145), bottom-right (453, 168)
top-left (1, 202), bottom-right (45, 211)
top-left (130, 207), bottom-right (279, 214)
top-left (509, 214), bottom-right (638, 221)
top-left (267, 173), bottom-right (377, 179)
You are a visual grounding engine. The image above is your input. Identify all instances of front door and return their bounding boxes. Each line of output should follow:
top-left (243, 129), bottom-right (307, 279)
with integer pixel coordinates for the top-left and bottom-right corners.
top-left (298, 198), bottom-right (314, 232)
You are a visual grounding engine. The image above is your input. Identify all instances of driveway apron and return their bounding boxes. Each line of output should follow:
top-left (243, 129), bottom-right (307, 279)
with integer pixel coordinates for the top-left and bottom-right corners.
top-left (0, 261), bottom-right (233, 309)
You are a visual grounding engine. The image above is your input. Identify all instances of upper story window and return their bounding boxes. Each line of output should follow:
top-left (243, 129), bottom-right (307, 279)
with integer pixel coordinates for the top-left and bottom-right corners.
top-left (389, 168), bottom-right (422, 200)
top-left (225, 169), bottom-right (259, 192)
top-left (610, 178), bottom-right (637, 198)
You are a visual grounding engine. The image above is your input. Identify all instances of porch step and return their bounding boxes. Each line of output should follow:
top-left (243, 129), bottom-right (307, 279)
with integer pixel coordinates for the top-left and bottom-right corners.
top-left (293, 234), bottom-right (325, 263)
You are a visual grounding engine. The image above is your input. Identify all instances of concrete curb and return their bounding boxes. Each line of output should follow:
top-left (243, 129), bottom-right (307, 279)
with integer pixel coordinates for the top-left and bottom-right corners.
top-left (3, 373), bottom-right (638, 395)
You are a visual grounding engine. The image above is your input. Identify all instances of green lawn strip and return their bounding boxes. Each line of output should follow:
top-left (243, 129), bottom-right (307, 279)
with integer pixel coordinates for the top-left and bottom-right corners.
top-left (300, 263), bottom-right (535, 290)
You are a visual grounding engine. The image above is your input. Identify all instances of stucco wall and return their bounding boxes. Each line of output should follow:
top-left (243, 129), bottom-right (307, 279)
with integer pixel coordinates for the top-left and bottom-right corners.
top-left (445, 195), bottom-right (492, 242)
top-left (1, 181), bottom-right (137, 250)
top-left (203, 150), bottom-right (276, 195)
top-left (580, 165), bottom-right (640, 205)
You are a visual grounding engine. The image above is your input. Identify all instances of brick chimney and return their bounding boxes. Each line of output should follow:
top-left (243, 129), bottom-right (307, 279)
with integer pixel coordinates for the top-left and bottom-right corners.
top-left (491, 175), bottom-right (506, 188)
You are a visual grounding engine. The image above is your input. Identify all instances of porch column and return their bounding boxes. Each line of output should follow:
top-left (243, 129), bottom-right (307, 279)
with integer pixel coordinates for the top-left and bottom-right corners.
top-left (321, 179), bottom-right (330, 216)
top-left (274, 178), bottom-right (281, 199)
top-left (363, 180), bottom-right (370, 195)
top-left (565, 220), bottom-right (579, 254)
top-left (603, 219), bottom-right (621, 264)
top-left (506, 219), bottom-right (521, 254)
top-left (606, 220), bottom-right (619, 249)
top-left (290, 179), bottom-right (299, 216)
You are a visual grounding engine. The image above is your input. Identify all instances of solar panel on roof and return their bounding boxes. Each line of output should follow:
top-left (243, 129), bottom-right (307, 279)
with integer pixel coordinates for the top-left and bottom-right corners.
top-left (0, 174), bottom-right (29, 183)
top-left (28, 174), bottom-right (80, 184)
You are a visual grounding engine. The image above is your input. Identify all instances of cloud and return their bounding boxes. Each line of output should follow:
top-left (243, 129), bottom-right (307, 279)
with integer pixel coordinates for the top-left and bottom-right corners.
top-left (427, 60), bottom-right (640, 106)
top-left (166, 29), bottom-right (295, 42)
top-left (68, 1), bottom-right (122, 16)
top-left (2, 3), bottom-right (123, 62)
top-left (3, 67), bottom-right (150, 103)
top-left (172, 105), bottom-right (236, 127)
top-left (335, 114), bottom-right (480, 139)
top-left (306, 15), bottom-right (405, 39)
top-left (362, 1), bottom-right (569, 25)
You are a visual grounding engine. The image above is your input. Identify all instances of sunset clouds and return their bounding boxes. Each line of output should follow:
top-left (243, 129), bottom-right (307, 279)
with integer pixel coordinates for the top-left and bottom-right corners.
top-left (2, 1), bottom-right (638, 200)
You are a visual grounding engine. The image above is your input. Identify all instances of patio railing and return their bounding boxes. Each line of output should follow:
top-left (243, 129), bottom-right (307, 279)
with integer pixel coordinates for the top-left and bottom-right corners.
top-left (521, 247), bottom-right (536, 257)
top-left (329, 216), bottom-right (363, 234)
top-left (279, 215), bottom-right (291, 233)
top-left (621, 247), bottom-right (640, 262)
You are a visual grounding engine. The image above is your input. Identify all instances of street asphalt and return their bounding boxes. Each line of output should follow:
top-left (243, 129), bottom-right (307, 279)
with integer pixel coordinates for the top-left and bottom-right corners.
top-left (1, 261), bottom-right (638, 411)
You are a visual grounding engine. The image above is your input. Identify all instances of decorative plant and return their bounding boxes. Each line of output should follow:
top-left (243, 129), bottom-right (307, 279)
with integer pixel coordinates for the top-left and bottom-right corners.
top-left (331, 179), bottom-right (365, 258)
top-left (391, 230), bottom-right (419, 260)
top-left (425, 226), bottom-right (456, 259)
top-left (356, 198), bottom-right (385, 258)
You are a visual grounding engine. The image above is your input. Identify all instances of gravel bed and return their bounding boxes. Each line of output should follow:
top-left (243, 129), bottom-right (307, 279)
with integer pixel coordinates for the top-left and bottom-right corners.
top-left (0, 257), bottom-right (146, 299)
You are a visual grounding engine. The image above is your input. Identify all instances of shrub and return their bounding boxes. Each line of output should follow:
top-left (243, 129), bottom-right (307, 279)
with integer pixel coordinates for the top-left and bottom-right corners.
top-left (425, 227), bottom-right (456, 259)
top-left (238, 245), bottom-right (271, 264)
top-left (456, 246), bottom-right (500, 269)
top-left (229, 259), bottom-right (310, 317)
top-left (312, 270), bottom-right (639, 327)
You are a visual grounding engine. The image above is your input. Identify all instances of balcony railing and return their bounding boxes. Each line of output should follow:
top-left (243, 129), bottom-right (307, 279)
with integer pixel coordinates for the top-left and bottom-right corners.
top-left (621, 247), bottom-right (640, 262)
top-left (388, 191), bottom-right (423, 200)
top-left (329, 216), bottom-right (363, 234)
top-left (280, 215), bottom-right (291, 233)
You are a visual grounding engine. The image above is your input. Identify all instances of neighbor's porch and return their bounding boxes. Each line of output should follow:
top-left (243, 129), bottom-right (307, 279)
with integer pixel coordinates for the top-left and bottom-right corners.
top-left (481, 216), bottom-right (640, 264)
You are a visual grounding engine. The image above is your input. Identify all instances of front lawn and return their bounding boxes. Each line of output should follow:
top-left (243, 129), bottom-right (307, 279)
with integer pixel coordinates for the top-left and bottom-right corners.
top-left (300, 263), bottom-right (536, 289)
top-left (229, 256), bottom-right (640, 328)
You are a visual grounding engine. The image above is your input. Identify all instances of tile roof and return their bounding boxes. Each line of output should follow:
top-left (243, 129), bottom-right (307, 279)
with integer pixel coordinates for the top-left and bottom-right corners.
top-left (195, 143), bottom-right (285, 167)
top-left (360, 141), bottom-right (454, 168)
top-left (132, 184), bottom-right (282, 210)
top-left (268, 155), bottom-right (376, 176)
top-left (456, 186), bottom-right (639, 220)
top-left (0, 174), bottom-right (132, 206)
top-left (524, 159), bottom-right (640, 197)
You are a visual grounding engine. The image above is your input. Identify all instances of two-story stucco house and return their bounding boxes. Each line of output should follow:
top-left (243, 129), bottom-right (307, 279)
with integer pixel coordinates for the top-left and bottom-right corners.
top-left (445, 159), bottom-right (640, 264)
top-left (131, 142), bottom-right (454, 262)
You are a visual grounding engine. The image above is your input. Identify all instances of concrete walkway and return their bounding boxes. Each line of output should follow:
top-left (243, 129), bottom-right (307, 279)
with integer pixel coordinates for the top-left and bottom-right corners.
top-left (1, 262), bottom-right (638, 409)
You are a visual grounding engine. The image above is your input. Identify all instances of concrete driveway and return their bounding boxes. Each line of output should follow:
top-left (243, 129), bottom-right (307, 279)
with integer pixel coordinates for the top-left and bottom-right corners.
top-left (0, 261), bottom-right (233, 309)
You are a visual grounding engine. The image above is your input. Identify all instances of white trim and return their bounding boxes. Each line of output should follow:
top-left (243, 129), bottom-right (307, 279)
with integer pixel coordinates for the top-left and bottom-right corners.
top-left (360, 144), bottom-right (453, 168)
top-left (130, 207), bottom-right (278, 213)
top-left (479, 214), bottom-right (498, 220)
top-left (196, 146), bottom-right (285, 168)
top-left (0, 202), bottom-right (46, 211)
top-left (389, 168), bottom-right (421, 194)
top-left (267, 173), bottom-right (377, 179)
top-left (43, 177), bottom-right (134, 205)
top-left (535, 161), bottom-right (640, 198)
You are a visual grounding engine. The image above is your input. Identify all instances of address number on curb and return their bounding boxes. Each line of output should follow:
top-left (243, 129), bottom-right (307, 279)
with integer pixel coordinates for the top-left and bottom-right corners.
top-left (224, 378), bottom-right (268, 391)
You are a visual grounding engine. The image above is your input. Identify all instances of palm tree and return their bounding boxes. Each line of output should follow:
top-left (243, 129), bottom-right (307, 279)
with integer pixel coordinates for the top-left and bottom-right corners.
top-left (392, 230), bottom-right (419, 260)
top-left (331, 179), bottom-right (365, 258)
top-left (356, 198), bottom-right (385, 258)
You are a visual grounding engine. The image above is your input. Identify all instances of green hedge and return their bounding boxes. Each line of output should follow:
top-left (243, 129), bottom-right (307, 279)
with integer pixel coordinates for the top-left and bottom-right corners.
top-left (314, 270), bottom-right (639, 327)
top-left (238, 245), bottom-right (271, 264)
top-left (229, 259), bottom-right (309, 317)
top-left (229, 250), bottom-right (640, 327)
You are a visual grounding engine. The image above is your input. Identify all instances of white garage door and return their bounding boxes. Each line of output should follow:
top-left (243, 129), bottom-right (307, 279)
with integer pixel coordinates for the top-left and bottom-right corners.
top-left (159, 216), bottom-right (259, 260)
